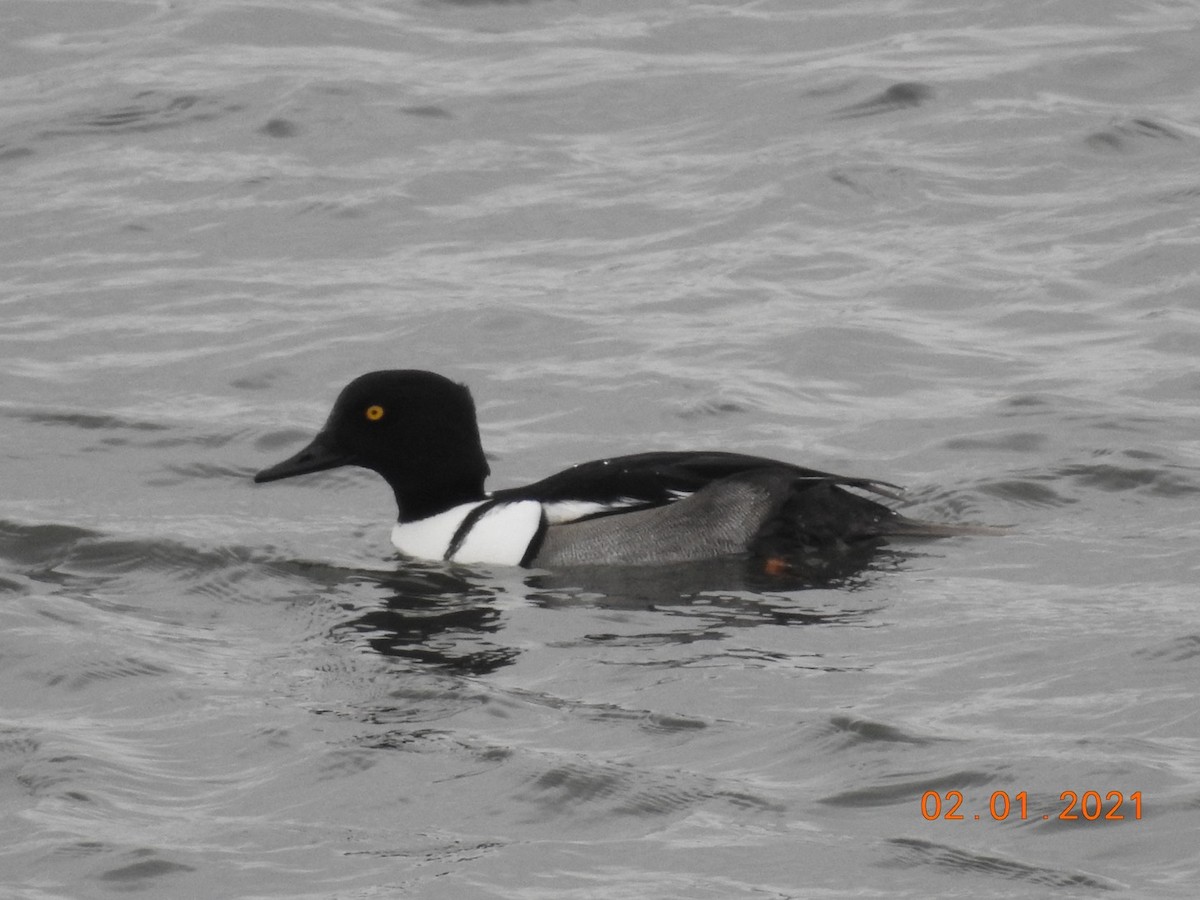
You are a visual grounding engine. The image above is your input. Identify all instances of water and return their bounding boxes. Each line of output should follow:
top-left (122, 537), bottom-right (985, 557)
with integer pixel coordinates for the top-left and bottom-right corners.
top-left (2, 0), bottom-right (1199, 896)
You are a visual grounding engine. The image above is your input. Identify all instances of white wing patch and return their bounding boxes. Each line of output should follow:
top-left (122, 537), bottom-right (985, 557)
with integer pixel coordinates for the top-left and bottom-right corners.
top-left (390, 500), bottom-right (545, 566)
top-left (541, 497), bottom-right (654, 525)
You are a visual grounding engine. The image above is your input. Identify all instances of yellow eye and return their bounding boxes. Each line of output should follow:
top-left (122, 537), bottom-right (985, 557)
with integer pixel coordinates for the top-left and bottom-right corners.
top-left (365, 405), bottom-right (385, 422)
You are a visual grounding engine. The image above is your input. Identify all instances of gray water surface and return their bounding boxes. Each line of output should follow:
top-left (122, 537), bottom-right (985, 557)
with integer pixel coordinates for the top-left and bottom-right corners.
top-left (2, 1), bottom-right (1198, 897)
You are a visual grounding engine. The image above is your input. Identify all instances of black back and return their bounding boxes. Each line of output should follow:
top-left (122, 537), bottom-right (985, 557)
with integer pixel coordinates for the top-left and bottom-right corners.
top-left (495, 450), bottom-right (900, 509)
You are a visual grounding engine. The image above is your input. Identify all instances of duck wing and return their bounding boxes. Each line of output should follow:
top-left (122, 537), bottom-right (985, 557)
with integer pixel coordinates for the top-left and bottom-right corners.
top-left (529, 464), bottom-right (926, 567)
top-left (493, 450), bottom-right (904, 520)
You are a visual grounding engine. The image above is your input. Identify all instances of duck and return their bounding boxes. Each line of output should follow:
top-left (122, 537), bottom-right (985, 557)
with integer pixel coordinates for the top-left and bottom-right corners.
top-left (253, 370), bottom-right (993, 568)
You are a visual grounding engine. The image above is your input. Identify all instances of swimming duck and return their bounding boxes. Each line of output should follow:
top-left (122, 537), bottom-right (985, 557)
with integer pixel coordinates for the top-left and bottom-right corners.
top-left (253, 370), bottom-right (987, 567)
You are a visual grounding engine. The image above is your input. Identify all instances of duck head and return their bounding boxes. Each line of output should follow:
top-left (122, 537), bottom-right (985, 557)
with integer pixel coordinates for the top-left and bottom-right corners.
top-left (253, 370), bottom-right (491, 521)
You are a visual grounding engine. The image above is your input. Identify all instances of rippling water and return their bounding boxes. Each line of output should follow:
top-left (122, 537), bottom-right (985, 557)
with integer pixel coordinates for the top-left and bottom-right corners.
top-left (2, 1), bottom-right (1199, 897)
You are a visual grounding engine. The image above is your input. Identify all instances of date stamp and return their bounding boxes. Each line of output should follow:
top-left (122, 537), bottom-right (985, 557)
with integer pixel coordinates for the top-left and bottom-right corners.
top-left (921, 790), bottom-right (1142, 822)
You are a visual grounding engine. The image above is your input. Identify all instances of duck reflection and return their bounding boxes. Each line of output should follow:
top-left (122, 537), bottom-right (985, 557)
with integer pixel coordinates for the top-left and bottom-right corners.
top-left (329, 563), bottom-right (519, 674)
top-left (329, 545), bottom-right (902, 674)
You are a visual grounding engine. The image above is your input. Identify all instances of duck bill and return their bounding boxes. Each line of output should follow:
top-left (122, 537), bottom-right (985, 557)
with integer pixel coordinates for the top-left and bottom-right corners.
top-left (253, 431), bottom-right (355, 483)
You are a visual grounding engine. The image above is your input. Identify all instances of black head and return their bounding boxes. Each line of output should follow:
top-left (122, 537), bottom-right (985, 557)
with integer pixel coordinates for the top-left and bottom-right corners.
top-left (253, 370), bottom-right (490, 521)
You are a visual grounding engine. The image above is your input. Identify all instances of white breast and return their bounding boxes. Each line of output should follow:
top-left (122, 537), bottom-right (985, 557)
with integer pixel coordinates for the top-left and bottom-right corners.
top-left (390, 500), bottom-right (545, 566)
top-left (391, 502), bottom-right (483, 561)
